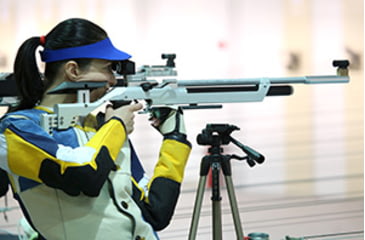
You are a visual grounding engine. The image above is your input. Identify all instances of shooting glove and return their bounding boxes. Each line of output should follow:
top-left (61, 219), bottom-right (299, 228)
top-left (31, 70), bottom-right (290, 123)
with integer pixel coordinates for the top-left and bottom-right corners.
top-left (150, 106), bottom-right (188, 143)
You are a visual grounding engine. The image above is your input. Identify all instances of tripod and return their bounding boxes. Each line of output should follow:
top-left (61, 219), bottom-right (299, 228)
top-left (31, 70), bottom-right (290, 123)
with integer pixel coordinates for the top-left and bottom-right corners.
top-left (188, 124), bottom-right (265, 240)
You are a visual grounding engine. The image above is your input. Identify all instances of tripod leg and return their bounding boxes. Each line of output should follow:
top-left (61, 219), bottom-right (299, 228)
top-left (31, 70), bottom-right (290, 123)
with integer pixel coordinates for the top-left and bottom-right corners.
top-left (224, 175), bottom-right (244, 240)
top-left (188, 175), bottom-right (207, 240)
top-left (211, 162), bottom-right (223, 240)
top-left (212, 200), bottom-right (222, 240)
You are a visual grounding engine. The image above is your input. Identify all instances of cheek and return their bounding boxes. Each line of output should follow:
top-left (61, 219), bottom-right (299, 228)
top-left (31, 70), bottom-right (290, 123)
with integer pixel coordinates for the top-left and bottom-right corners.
top-left (85, 72), bottom-right (110, 81)
top-left (81, 68), bottom-right (114, 82)
top-left (90, 87), bottom-right (107, 101)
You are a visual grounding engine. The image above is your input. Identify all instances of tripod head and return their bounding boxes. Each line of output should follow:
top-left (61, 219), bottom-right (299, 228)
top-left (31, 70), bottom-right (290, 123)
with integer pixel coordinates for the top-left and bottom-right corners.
top-left (197, 124), bottom-right (239, 146)
top-left (197, 124), bottom-right (265, 167)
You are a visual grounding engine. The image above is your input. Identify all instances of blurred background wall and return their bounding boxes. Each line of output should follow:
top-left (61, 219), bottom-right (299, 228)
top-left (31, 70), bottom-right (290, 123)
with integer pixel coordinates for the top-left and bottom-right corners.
top-left (0, 0), bottom-right (363, 238)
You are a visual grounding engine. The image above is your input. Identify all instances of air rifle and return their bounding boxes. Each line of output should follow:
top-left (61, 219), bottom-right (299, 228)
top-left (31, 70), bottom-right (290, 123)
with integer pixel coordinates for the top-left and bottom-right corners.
top-left (0, 54), bottom-right (349, 133)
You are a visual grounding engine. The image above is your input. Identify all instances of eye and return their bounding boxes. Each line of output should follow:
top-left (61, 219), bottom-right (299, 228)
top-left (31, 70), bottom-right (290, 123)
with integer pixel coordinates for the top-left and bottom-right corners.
top-left (110, 60), bottom-right (135, 75)
top-left (111, 62), bottom-right (121, 73)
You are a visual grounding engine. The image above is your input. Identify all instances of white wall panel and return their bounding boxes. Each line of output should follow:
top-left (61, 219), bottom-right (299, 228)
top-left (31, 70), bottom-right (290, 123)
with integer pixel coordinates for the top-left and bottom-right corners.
top-left (311, 0), bottom-right (346, 194)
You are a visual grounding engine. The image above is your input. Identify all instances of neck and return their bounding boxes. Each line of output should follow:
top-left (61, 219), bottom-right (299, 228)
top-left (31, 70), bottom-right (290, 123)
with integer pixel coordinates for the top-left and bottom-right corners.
top-left (40, 75), bottom-right (76, 108)
top-left (40, 93), bottom-right (76, 108)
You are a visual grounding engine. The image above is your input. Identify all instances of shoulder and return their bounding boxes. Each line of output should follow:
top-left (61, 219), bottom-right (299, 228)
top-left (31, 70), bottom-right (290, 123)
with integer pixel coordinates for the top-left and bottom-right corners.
top-left (0, 108), bottom-right (46, 132)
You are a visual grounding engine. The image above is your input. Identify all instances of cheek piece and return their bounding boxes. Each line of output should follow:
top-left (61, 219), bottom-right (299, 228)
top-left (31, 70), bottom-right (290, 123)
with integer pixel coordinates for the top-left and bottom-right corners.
top-left (39, 37), bottom-right (131, 63)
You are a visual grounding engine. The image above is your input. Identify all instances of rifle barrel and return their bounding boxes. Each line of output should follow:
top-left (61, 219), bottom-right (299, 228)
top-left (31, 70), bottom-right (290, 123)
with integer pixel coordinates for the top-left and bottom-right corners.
top-left (177, 75), bottom-right (348, 87)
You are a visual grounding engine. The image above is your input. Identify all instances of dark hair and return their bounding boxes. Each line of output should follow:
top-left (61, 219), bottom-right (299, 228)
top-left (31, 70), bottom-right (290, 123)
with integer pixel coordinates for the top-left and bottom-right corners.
top-left (12, 18), bottom-right (108, 111)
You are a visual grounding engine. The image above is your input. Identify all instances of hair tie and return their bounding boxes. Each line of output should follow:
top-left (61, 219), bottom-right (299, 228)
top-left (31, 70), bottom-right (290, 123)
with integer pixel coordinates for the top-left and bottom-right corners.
top-left (40, 36), bottom-right (46, 46)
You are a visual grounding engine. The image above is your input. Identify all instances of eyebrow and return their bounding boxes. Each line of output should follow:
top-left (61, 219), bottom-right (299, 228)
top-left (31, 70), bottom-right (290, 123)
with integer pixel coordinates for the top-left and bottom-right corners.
top-left (95, 60), bottom-right (112, 67)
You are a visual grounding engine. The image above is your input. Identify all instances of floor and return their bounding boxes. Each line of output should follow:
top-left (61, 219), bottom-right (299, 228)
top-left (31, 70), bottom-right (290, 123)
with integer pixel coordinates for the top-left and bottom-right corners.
top-left (0, 172), bottom-right (363, 240)
top-left (158, 173), bottom-right (363, 240)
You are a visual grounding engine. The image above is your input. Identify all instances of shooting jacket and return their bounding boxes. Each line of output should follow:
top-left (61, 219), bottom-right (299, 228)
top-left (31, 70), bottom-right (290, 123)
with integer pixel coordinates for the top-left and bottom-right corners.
top-left (0, 106), bottom-right (191, 240)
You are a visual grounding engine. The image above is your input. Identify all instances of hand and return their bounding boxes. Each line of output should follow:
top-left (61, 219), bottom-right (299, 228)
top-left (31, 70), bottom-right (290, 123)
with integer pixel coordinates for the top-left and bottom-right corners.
top-left (105, 102), bottom-right (143, 134)
top-left (149, 106), bottom-right (186, 136)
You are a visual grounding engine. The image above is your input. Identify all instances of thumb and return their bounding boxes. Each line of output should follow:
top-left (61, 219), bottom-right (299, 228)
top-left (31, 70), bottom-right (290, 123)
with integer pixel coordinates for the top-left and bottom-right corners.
top-left (129, 102), bottom-right (143, 112)
top-left (104, 104), bottom-right (114, 121)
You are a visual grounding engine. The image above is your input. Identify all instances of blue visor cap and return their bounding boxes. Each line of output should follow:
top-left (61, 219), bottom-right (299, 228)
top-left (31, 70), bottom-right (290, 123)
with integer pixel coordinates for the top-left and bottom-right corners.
top-left (40, 38), bottom-right (131, 63)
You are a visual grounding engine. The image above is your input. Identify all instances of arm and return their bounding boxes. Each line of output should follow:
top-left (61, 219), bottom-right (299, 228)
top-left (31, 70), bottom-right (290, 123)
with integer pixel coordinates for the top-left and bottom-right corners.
top-left (2, 115), bottom-right (127, 197)
top-left (131, 107), bottom-right (192, 230)
top-left (132, 139), bottom-right (191, 231)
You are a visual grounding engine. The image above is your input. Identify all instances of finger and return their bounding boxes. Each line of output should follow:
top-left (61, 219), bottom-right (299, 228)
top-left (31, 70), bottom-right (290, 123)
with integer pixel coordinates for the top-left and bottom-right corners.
top-left (130, 102), bottom-right (143, 112)
top-left (150, 118), bottom-right (161, 127)
top-left (104, 105), bottom-right (114, 119)
top-left (105, 104), bottom-right (113, 112)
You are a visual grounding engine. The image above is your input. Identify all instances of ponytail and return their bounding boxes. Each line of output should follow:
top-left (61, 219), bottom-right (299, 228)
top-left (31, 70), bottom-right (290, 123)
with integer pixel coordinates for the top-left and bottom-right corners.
top-left (13, 37), bottom-right (44, 111)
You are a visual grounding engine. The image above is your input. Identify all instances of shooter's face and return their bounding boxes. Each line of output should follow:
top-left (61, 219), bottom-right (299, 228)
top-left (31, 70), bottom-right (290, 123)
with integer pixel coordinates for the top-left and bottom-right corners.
top-left (77, 59), bottom-right (117, 102)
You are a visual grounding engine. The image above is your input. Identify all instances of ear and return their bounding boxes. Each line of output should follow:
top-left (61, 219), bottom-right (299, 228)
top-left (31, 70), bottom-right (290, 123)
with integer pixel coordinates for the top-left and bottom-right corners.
top-left (64, 61), bottom-right (81, 82)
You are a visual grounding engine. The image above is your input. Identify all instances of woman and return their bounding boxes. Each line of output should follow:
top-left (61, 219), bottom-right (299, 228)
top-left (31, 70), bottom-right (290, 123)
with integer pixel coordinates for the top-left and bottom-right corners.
top-left (0, 18), bottom-right (191, 240)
